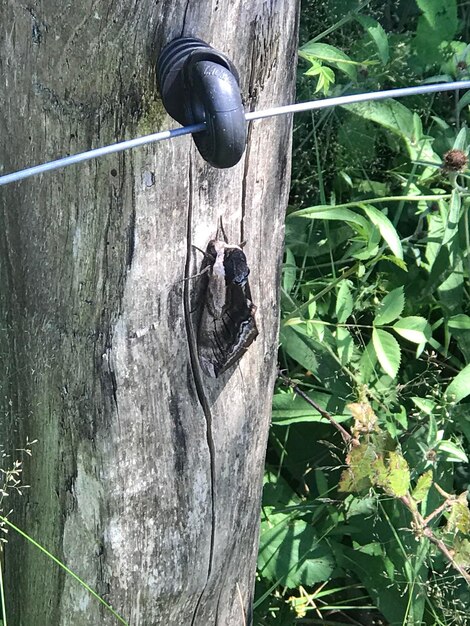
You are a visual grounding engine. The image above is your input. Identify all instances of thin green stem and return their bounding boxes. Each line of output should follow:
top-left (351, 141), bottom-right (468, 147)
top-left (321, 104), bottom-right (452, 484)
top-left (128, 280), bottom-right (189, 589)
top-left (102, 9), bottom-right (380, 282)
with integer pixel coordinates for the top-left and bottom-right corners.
top-left (305, 0), bottom-right (373, 44)
top-left (291, 195), bottom-right (453, 217)
top-left (285, 262), bottom-right (361, 319)
top-left (0, 516), bottom-right (128, 625)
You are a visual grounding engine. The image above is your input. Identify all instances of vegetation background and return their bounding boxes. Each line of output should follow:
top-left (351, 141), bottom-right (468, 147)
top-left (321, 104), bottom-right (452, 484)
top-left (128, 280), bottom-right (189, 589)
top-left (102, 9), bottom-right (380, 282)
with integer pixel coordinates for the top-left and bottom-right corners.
top-left (254, 0), bottom-right (470, 625)
top-left (1, 1), bottom-right (469, 625)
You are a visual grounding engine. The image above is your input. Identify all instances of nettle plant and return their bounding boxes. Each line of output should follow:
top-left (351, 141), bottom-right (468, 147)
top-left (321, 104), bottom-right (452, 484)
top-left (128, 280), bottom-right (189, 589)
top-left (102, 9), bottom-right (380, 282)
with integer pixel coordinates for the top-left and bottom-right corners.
top-left (256, 1), bottom-right (470, 625)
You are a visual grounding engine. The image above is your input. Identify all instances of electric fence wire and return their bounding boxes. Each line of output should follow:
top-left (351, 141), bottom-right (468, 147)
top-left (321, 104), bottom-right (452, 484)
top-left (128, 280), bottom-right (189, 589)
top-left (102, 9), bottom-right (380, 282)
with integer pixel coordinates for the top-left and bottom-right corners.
top-left (1, 80), bottom-right (470, 187)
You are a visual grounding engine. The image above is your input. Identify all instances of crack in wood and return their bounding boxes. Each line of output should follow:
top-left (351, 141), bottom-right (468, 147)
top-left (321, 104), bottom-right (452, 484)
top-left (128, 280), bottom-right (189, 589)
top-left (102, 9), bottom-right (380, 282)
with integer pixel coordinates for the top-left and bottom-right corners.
top-left (181, 0), bottom-right (191, 37)
top-left (182, 158), bottom-right (219, 625)
top-left (126, 205), bottom-right (136, 270)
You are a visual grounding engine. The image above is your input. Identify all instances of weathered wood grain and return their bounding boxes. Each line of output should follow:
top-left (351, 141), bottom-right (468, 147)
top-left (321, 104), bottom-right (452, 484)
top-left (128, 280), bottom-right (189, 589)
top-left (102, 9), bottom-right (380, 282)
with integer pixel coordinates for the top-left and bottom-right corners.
top-left (0, 1), bottom-right (299, 624)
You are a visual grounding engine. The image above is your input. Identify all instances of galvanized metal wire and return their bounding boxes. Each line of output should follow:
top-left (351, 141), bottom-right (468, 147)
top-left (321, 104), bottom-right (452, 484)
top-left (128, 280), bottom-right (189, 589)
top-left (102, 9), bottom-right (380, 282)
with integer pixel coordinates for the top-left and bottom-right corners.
top-left (1, 80), bottom-right (469, 187)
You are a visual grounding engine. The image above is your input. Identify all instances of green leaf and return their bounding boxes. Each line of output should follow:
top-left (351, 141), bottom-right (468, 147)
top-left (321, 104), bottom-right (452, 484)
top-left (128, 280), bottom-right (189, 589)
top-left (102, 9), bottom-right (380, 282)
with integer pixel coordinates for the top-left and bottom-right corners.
top-left (272, 390), bottom-right (348, 426)
top-left (280, 325), bottom-right (320, 374)
top-left (385, 451), bottom-right (410, 497)
top-left (442, 190), bottom-right (461, 246)
top-left (446, 499), bottom-right (470, 534)
top-left (371, 452), bottom-right (410, 496)
top-left (303, 59), bottom-right (322, 76)
top-left (359, 204), bottom-right (403, 259)
top-left (350, 224), bottom-right (380, 260)
top-left (358, 340), bottom-right (378, 385)
top-left (448, 314), bottom-right (470, 330)
top-left (372, 328), bottom-right (401, 378)
top-left (437, 240), bottom-right (464, 313)
top-left (411, 397), bottom-right (436, 416)
top-left (336, 326), bottom-right (354, 365)
top-left (457, 89), bottom-right (470, 114)
top-left (283, 247), bottom-right (297, 294)
top-left (263, 471), bottom-right (301, 510)
top-left (290, 205), bottom-right (369, 230)
top-left (355, 15), bottom-right (389, 65)
top-left (344, 100), bottom-right (438, 163)
top-left (412, 470), bottom-right (433, 502)
top-left (370, 456), bottom-right (389, 489)
top-left (436, 440), bottom-right (469, 463)
top-left (279, 326), bottom-right (350, 396)
top-left (446, 363), bottom-right (470, 404)
top-left (307, 295), bottom-right (316, 320)
top-left (336, 280), bottom-right (353, 323)
top-left (374, 287), bottom-right (405, 326)
top-left (414, 0), bottom-right (458, 67)
top-left (381, 255), bottom-right (408, 271)
top-left (453, 126), bottom-right (468, 151)
top-left (416, 0), bottom-right (457, 32)
top-left (299, 42), bottom-right (357, 81)
top-left (393, 317), bottom-right (432, 344)
top-left (314, 65), bottom-right (335, 94)
top-left (337, 545), bottom-right (412, 625)
top-left (454, 538), bottom-right (470, 568)
top-left (258, 516), bottom-right (335, 587)
top-left (339, 443), bottom-right (376, 493)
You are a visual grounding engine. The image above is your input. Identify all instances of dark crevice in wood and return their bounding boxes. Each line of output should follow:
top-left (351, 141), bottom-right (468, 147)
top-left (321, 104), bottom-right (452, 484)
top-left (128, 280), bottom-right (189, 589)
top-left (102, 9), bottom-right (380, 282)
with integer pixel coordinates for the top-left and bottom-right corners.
top-left (181, 0), bottom-right (191, 37)
top-left (182, 156), bottom-right (217, 623)
top-left (240, 123), bottom-right (253, 244)
top-left (126, 202), bottom-right (136, 270)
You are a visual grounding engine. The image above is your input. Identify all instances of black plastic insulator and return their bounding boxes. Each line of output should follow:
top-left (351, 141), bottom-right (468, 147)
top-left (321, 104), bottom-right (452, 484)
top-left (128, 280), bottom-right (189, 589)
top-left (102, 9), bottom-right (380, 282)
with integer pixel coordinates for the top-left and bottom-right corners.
top-left (157, 37), bottom-right (246, 169)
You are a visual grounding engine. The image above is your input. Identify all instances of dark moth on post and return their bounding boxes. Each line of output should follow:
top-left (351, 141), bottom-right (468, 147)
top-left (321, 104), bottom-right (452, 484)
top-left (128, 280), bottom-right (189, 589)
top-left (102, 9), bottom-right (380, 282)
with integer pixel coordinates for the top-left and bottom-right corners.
top-left (196, 224), bottom-right (258, 378)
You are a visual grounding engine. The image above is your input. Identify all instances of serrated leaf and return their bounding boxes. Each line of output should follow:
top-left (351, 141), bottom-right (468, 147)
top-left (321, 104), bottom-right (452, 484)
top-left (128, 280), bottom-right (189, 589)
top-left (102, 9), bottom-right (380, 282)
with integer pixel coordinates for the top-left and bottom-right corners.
top-left (453, 538), bottom-right (470, 568)
top-left (371, 456), bottom-right (389, 488)
top-left (313, 65), bottom-right (335, 94)
top-left (374, 287), bottom-right (405, 326)
top-left (384, 451), bottom-right (410, 497)
top-left (360, 204), bottom-right (403, 259)
top-left (412, 470), bottom-right (433, 502)
top-left (381, 255), bottom-right (408, 271)
top-left (372, 328), bottom-right (401, 378)
top-left (393, 317), bottom-right (432, 344)
top-left (355, 15), bottom-right (389, 65)
top-left (446, 499), bottom-right (470, 534)
top-left (299, 42), bottom-right (357, 80)
top-left (348, 402), bottom-right (378, 435)
top-left (358, 340), bottom-right (378, 385)
top-left (336, 280), bottom-right (354, 322)
top-left (339, 443), bottom-right (377, 493)
top-left (446, 363), bottom-right (470, 404)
